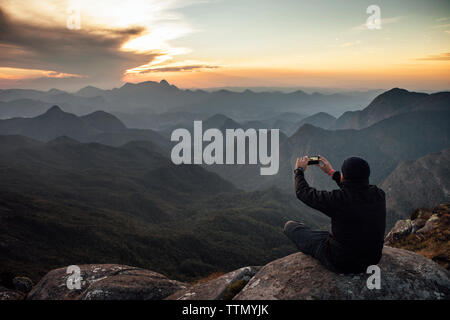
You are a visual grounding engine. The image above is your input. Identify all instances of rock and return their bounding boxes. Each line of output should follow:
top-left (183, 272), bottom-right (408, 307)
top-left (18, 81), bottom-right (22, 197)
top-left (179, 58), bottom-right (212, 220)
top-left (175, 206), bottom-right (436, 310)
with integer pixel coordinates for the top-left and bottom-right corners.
top-left (27, 264), bottom-right (187, 300)
top-left (166, 266), bottom-right (260, 300)
top-left (386, 204), bottom-right (450, 270)
top-left (416, 214), bottom-right (440, 234)
top-left (0, 286), bottom-right (25, 300)
top-left (411, 218), bottom-right (427, 233)
top-left (233, 246), bottom-right (450, 300)
top-left (12, 276), bottom-right (33, 293)
top-left (384, 219), bottom-right (413, 245)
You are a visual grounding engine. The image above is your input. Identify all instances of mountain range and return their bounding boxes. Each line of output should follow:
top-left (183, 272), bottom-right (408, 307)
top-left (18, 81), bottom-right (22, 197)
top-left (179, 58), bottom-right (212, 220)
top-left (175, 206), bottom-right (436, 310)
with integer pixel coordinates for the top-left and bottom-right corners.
top-left (0, 105), bottom-right (168, 151)
top-left (332, 88), bottom-right (450, 129)
top-left (0, 85), bottom-right (449, 283)
top-left (0, 80), bottom-right (381, 123)
top-left (0, 134), bottom-right (328, 283)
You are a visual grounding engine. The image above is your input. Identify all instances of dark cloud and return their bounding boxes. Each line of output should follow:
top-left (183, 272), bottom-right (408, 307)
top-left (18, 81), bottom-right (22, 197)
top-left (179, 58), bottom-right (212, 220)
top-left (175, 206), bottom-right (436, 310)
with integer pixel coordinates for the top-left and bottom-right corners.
top-left (135, 64), bottom-right (219, 73)
top-left (416, 52), bottom-right (450, 61)
top-left (0, 7), bottom-right (161, 88)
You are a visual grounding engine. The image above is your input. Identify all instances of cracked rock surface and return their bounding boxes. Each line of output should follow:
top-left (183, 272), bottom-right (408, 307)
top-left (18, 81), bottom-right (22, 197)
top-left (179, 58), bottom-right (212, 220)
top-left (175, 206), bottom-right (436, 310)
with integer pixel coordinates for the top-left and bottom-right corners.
top-left (233, 246), bottom-right (450, 300)
top-left (27, 264), bottom-right (187, 300)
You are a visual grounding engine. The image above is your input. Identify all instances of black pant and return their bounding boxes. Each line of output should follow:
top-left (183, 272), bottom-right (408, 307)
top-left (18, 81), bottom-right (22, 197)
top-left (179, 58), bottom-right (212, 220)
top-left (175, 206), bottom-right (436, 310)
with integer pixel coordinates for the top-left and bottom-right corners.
top-left (283, 220), bottom-right (337, 272)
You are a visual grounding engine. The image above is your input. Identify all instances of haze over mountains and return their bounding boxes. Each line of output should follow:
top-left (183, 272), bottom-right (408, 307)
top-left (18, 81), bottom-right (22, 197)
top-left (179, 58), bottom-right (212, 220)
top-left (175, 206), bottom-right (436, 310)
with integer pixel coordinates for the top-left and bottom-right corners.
top-left (0, 105), bottom-right (167, 150)
top-left (0, 80), bottom-right (380, 122)
top-left (0, 83), bottom-right (449, 283)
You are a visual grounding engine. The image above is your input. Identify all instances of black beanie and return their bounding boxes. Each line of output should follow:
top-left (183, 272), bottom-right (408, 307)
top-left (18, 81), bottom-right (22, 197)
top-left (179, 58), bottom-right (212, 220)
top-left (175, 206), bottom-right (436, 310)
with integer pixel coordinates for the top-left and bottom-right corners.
top-left (341, 157), bottom-right (370, 180)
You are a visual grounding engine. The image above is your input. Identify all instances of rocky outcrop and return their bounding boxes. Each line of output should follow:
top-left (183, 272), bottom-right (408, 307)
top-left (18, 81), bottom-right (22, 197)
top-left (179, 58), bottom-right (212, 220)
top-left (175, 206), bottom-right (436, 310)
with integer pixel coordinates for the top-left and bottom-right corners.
top-left (27, 264), bottom-right (187, 300)
top-left (0, 286), bottom-right (25, 300)
top-left (12, 276), bottom-right (33, 294)
top-left (166, 266), bottom-right (260, 300)
top-left (385, 203), bottom-right (449, 269)
top-left (0, 276), bottom-right (33, 300)
top-left (385, 219), bottom-right (414, 244)
top-left (14, 239), bottom-right (450, 300)
top-left (233, 246), bottom-right (449, 300)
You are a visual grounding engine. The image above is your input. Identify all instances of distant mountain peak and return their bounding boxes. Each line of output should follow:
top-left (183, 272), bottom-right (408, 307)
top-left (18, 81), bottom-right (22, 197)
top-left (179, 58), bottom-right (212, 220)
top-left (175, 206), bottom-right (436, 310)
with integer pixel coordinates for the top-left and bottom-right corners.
top-left (382, 88), bottom-right (410, 95)
top-left (47, 136), bottom-right (81, 146)
top-left (206, 113), bottom-right (229, 121)
top-left (76, 85), bottom-right (105, 98)
top-left (47, 88), bottom-right (66, 95)
top-left (160, 79), bottom-right (169, 86)
top-left (289, 89), bottom-right (307, 96)
top-left (46, 105), bottom-right (64, 114)
top-left (81, 110), bottom-right (126, 132)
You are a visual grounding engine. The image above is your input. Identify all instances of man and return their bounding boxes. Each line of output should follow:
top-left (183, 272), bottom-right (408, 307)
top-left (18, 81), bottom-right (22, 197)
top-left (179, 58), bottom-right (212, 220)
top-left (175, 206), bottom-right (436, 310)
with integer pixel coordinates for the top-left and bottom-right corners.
top-left (284, 155), bottom-right (386, 274)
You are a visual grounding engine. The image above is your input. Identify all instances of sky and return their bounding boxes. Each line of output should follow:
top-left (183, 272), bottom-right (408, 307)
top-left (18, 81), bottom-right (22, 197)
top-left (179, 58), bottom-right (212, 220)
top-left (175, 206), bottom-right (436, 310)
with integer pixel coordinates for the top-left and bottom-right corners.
top-left (0, 0), bottom-right (449, 91)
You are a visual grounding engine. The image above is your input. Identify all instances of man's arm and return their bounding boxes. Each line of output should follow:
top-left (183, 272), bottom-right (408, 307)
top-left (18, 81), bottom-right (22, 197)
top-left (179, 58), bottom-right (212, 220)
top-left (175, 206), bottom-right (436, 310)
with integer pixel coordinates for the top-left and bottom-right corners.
top-left (294, 156), bottom-right (341, 217)
top-left (317, 155), bottom-right (343, 188)
top-left (330, 170), bottom-right (343, 188)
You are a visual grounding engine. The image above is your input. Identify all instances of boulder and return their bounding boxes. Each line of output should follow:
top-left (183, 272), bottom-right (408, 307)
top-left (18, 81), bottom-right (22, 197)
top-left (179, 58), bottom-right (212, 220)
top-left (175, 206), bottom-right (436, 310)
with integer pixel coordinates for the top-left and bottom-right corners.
top-left (27, 264), bottom-right (187, 300)
top-left (416, 214), bottom-right (440, 234)
top-left (411, 218), bottom-right (427, 233)
top-left (384, 219), bottom-right (413, 244)
top-left (12, 276), bottom-right (33, 293)
top-left (0, 286), bottom-right (25, 300)
top-left (233, 246), bottom-right (449, 300)
top-left (166, 266), bottom-right (260, 300)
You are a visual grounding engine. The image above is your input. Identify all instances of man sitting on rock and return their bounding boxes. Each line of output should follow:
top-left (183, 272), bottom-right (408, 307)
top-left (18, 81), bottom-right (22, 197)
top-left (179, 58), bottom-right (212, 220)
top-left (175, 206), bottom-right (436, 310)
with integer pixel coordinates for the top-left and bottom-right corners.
top-left (284, 155), bottom-right (386, 274)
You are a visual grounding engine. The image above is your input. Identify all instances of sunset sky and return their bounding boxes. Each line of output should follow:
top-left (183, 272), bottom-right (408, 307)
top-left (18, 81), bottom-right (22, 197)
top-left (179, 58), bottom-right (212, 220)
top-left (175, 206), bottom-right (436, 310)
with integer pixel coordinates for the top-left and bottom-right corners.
top-left (0, 0), bottom-right (449, 91)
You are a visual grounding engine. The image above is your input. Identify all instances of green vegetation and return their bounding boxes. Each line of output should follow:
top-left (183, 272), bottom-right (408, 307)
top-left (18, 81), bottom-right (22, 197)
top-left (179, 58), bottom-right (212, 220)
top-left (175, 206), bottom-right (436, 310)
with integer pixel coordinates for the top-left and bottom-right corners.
top-left (0, 136), bottom-right (329, 284)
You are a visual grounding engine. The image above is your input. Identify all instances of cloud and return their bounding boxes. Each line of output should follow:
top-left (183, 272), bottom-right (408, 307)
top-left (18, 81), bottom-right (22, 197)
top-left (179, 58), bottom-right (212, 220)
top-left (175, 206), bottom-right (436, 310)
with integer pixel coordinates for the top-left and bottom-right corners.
top-left (436, 17), bottom-right (450, 22)
top-left (0, 6), bottom-right (159, 87)
top-left (353, 16), bottom-right (402, 31)
top-left (415, 52), bottom-right (450, 61)
top-left (0, 1), bottom-right (213, 89)
top-left (125, 58), bottom-right (220, 74)
top-left (0, 67), bottom-right (83, 80)
top-left (129, 64), bottom-right (219, 74)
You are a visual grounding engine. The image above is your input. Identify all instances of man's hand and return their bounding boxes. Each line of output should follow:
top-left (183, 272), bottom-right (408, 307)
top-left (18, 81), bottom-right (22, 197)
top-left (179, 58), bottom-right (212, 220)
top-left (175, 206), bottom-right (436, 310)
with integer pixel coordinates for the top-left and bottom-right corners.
top-left (317, 154), bottom-right (334, 174)
top-left (295, 156), bottom-right (309, 172)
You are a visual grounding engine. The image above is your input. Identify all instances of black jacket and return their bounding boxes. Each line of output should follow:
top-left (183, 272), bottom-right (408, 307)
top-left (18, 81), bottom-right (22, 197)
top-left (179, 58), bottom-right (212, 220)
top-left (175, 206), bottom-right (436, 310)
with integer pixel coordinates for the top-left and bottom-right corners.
top-left (294, 168), bottom-right (386, 273)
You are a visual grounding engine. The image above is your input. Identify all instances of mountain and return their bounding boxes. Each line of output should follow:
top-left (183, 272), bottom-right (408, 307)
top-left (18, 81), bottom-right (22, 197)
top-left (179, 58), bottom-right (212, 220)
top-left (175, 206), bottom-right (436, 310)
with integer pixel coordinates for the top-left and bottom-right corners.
top-left (381, 149), bottom-right (450, 227)
top-left (80, 111), bottom-right (127, 132)
top-left (295, 112), bottom-right (336, 130)
top-left (203, 114), bottom-right (241, 130)
top-left (333, 88), bottom-right (450, 129)
top-left (113, 111), bottom-right (203, 130)
top-left (0, 81), bottom-right (380, 121)
top-left (0, 106), bottom-right (102, 141)
top-left (0, 99), bottom-right (53, 119)
top-left (0, 89), bottom-right (47, 102)
top-left (75, 86), bottom-right (106, 98)
top-left (281, 110), bottom-right (450, 192)
top-left (0, 89), bottom-right (109, 115)
top-left (208, 110), bottom-right (450, 193)
top-left (0, 106), bottom-right (168, 150)
top-left (0, 135), bottom-right (329, 283)
top-left (264, 112), bottom-right (306, 124)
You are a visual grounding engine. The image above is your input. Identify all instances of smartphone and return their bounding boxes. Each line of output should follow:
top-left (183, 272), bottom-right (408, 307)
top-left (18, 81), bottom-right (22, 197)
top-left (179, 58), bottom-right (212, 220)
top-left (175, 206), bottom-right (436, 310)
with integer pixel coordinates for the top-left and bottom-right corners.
top-left (307, 156), bottom-right (320, 165)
